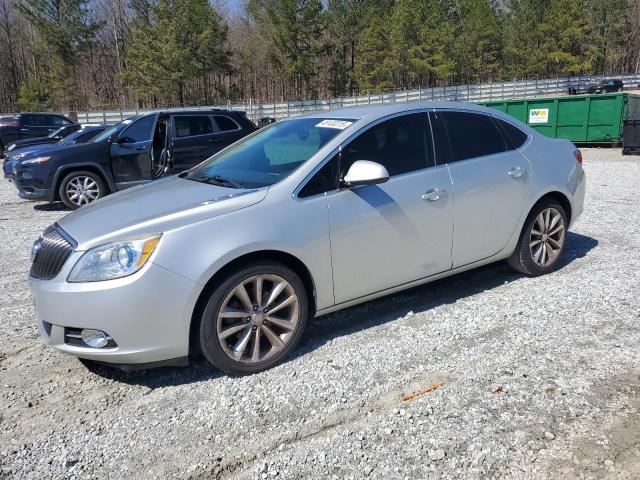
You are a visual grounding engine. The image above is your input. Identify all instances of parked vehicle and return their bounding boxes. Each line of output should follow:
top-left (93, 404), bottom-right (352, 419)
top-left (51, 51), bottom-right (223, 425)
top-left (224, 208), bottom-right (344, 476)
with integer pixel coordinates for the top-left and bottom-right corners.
top-left (590, 79), bottom-right (624, 94)
top-left (258, 117), bottom-right (276, 128)
top-left (10, 109), bottom-right (256, 209)
top-left (2, 124), bottom-right (88, 158)
top-left (0, 115), bottom-right (18, 126)
top-left (3, 126), bottom-right (107, 179)
top-left (0, 113), bottom-right (76, 152)
top-left (568, 79), bottom-right (624, 95)
top-left (28, 102), bottom-right (586, 375)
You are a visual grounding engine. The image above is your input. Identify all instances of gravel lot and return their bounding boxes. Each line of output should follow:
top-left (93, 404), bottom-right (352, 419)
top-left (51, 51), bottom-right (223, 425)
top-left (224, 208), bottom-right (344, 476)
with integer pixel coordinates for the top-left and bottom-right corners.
top-left (1, 148), bottom-right (639, 479)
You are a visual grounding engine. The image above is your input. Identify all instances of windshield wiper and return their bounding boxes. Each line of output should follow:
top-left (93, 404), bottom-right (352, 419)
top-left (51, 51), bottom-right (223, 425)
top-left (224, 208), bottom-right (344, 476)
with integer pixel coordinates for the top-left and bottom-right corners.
top-left (190, 174), bottom-right (244, 189)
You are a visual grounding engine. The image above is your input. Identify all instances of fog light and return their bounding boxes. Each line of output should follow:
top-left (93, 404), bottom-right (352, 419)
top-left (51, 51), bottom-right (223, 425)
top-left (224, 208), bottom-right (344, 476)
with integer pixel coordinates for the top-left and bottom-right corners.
top-left (81, 329), bottom-right (109, 348)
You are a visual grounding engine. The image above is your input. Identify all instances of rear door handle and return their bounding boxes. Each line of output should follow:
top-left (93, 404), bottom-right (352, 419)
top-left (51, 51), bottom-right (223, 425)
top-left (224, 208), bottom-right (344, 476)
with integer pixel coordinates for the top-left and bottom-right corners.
top-left (135, 145), bottom-right (147, 151)
top-left (507, 167), bottom-right (524, 178)
top-left (422, 188), bottom-right (445, 202)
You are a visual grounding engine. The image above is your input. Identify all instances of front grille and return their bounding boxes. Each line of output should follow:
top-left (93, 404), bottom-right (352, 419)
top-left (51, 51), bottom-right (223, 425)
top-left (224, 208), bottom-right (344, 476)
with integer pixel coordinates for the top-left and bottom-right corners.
top-left (30, 224), bottom-right (75, 280)
top-left (64, 327), bottom-right (118, 349)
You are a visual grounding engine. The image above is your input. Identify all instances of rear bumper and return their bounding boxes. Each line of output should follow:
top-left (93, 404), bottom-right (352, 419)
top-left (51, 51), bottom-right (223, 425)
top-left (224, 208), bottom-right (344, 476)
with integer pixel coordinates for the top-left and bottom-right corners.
top-left (30, 259), bottom-right (201, 365)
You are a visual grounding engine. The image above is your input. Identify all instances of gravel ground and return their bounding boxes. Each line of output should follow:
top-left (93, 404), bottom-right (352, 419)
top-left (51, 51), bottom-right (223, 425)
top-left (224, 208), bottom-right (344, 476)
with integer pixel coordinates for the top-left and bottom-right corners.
top-left (1, 148), bottom-right (640, 480)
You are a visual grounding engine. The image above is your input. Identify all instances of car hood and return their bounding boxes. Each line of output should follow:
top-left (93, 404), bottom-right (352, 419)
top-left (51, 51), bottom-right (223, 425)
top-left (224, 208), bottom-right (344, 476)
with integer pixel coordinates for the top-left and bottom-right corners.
top-left (57, 175), bottom-right (268, 250)
top-left (10, 137), bottom-right (55, 148)
top-left (9, 143), bottom-right (64, 159)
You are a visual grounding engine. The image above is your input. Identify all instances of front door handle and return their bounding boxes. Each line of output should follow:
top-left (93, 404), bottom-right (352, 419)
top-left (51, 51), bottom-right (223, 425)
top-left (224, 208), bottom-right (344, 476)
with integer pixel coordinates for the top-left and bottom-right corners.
top-left (135, 145), bottom-right (147, 151)
top-left (422, 188), bottom-right (445, 202)
top-left (507, 166), bottom-right (524, 178)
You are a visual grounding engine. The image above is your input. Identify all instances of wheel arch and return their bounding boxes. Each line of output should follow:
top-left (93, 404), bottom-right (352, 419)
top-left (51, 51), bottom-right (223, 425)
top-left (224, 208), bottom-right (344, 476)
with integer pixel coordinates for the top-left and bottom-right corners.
top-left (53, 164), bottom-right (114, 201)
top-left (188, 249), bottom-right (317, 358)
top-left (531, 190), bottom-right (572, 224)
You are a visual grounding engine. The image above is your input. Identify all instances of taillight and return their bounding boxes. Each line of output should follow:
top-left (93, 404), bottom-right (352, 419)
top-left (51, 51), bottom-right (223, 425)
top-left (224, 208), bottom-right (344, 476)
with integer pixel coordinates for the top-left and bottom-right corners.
top-left (573, 149), bottom-right (583, 165)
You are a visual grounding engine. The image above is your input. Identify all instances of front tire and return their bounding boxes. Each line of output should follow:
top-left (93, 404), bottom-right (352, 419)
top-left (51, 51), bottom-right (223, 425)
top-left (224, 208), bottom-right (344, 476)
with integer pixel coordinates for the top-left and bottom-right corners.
top-left (508, 199), bottom-right (568, 276)
top-left (199, 262), bottom-right (309, 376)
top-left (59, 170), bottom-right (106, 209)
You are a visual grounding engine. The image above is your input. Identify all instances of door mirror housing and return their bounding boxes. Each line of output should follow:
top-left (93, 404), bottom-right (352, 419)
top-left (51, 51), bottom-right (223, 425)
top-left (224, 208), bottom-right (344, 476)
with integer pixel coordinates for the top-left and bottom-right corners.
top-left (116, 135), bottom-right (135, 144)
top-left (342, 160), bottom-right (389, 187)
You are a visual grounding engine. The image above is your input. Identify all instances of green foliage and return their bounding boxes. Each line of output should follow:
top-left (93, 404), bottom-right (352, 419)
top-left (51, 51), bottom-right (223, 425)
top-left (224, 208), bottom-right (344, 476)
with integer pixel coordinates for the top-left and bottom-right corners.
top-left (17, 0), bottom-right (101, 108)
top-left (247, 0), bottom-right (326, 98)
top-left (4, 0), bottom-right (639, 112)
top-left (121, 0), bottom-right (231, 105)
top-left (17, 76), bottom-right (51, 111)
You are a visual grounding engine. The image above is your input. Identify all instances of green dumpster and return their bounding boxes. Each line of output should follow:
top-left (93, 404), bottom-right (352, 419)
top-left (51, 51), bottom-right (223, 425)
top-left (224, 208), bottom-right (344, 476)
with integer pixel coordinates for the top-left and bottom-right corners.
top-left (478, 93), bottom-right (640, 144)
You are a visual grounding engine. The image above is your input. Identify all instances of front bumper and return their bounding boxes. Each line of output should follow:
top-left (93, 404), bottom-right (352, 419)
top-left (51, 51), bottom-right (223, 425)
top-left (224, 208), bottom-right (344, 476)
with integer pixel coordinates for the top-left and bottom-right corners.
top-left (30, 257), bottom-right (200, 365)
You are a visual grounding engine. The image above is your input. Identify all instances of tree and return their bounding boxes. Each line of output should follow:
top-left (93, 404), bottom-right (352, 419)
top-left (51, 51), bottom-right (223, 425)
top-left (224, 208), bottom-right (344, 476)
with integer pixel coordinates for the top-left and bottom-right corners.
top-left (18, 0), bottom-right (102, 109)
top-left (454, 0), bottom-right (503, 83)
top-left (247, 0), bottom-right (326, 98)
top-left (539, 0), bottom-right (596, 75)
top-left (17, 76), bottom-right (51, 111)
top-left (121, 0), bottom-right (231, 106)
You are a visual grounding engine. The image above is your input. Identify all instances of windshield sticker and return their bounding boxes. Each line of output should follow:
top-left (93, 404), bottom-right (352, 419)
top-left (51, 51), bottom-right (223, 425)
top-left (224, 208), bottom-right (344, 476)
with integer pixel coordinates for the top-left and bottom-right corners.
top-left (315, 119), bottom-right (353, 130)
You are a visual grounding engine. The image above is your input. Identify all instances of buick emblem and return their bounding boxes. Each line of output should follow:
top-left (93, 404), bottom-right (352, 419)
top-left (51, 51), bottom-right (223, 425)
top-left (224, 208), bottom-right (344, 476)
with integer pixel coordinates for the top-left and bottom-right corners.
top-left (31, 239), bottom-right (42, 263)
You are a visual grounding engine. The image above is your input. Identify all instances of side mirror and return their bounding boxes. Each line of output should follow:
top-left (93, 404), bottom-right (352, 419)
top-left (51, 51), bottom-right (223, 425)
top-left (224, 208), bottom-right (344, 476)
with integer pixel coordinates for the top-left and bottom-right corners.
top-left (342, 160), bottom-right (389, 187)
top-left (116, 135), bottom-right (134, 144)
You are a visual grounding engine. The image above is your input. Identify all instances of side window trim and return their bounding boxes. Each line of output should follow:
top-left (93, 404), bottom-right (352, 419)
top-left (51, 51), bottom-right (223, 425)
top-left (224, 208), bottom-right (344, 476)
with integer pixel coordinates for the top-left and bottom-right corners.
top-left (212, 115), bottom-right (241, 133)
top-left (295, 109), bottom-right (437, 199)
top-left (492, 116), bottom-right (531, 150)
top-left (172, 115), bottom-right (214, 139)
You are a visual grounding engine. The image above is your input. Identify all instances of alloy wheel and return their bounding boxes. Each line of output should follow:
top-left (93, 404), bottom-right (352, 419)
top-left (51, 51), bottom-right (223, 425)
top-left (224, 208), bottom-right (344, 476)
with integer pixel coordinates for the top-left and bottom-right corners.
top-left (216, 274), bottom-right (300, 364)
top-left (65, 176), bottom-right (100, 206)
top-left (529, 207), bottom-right (565, 267)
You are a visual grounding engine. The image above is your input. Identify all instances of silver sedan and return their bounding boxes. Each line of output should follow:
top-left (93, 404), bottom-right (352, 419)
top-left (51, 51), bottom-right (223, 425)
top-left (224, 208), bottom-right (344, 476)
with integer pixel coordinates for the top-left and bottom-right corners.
top-left (29, 102), bottom-right (586, 375)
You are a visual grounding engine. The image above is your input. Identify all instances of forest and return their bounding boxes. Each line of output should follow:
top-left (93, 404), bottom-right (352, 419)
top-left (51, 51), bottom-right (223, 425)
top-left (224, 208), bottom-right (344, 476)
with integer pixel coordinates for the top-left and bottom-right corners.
top-left (1, 0), bottom-right (639, 113)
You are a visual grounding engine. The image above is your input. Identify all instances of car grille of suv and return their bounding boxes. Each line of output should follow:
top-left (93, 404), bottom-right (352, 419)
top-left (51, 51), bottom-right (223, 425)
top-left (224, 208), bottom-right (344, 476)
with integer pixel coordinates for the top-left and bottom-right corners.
top-left (30, 225), bottom-right (75, 280)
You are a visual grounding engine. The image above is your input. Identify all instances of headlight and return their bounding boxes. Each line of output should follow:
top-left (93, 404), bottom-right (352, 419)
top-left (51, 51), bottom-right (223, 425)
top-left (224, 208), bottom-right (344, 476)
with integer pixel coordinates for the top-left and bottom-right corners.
top-left (21, 156), bottom-right (51, 165)
top-left (8, 152), bottom-right (25, 161)
top-left (7, 144), bottom-right (15, 151)
top-left (68, 234), bottom-right (161, 282)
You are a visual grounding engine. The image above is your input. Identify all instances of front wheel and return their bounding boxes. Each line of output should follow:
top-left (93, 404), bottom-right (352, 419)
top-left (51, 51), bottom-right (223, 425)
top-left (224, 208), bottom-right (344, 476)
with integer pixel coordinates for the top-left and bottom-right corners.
top-left (508, 199), bottom-right (568, 276)
top-left (59, 170), bottom-right (106, 209)
top-left (198, 262), bottom-right (309, 375)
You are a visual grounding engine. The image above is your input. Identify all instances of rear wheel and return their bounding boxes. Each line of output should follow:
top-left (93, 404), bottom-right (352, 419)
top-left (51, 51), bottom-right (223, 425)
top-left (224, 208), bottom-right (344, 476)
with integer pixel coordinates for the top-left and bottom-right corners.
top-left (198, 262), bottom-right (309, 375)
top-left (59, 170), bottom-right (106, 209)
top-left (508, 199), bottom-right (568, 276)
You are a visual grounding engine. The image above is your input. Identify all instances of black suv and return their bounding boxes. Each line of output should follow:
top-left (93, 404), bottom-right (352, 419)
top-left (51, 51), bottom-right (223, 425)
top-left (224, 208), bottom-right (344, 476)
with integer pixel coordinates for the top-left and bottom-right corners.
top-left (10, 109), bottom-right (256, 209)
top-left (0, 113), bottom-right (76, 153)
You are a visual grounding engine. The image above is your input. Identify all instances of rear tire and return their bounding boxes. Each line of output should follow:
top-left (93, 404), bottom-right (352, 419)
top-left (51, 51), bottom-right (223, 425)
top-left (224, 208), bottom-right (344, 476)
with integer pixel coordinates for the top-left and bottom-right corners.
top-left (507, 198), bottom-right (568, 276)
top-left (198, 261), bottom-right (309, 376)
top-left (59, 170), bottom-right (106, 209)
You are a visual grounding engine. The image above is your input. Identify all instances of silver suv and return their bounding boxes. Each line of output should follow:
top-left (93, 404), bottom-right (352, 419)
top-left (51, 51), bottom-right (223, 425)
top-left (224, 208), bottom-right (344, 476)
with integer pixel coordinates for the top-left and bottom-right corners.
top-left (29, 102), bottom-right (586, 375)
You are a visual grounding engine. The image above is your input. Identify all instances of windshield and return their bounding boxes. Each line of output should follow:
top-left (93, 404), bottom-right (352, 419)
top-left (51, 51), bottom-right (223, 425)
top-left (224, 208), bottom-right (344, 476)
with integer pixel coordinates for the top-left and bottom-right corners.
top-left (185, 118), bottom-right (353, 188)
top-left (91, 117), bottom-right (136, 143)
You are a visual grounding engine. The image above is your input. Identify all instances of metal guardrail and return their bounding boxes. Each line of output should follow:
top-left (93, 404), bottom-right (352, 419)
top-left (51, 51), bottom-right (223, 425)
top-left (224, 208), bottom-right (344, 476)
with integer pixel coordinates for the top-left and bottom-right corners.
top-left (74, 73), bottom-right (640, 125)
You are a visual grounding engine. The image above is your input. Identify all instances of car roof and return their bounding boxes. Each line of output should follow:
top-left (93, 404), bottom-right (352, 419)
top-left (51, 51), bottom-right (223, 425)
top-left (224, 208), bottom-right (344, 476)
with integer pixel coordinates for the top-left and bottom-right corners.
top-left (143, 109), bottom-right (240, 116)
top-left (292, 100), bottom-right (501, 121)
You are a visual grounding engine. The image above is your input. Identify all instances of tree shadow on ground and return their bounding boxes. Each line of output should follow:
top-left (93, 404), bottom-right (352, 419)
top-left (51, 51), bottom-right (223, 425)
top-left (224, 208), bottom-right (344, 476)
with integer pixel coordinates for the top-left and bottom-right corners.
top-left (83, 231), bottom-right (597, 387)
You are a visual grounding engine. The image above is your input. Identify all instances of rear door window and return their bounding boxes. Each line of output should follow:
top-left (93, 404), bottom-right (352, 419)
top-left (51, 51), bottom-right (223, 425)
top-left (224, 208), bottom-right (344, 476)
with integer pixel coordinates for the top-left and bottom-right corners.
top-left (174, 116), bottom-right (214, 138)
top-left (440, 111), bottom-right (507, 162)
top-left (213, 115), bottom-right (240, 132)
